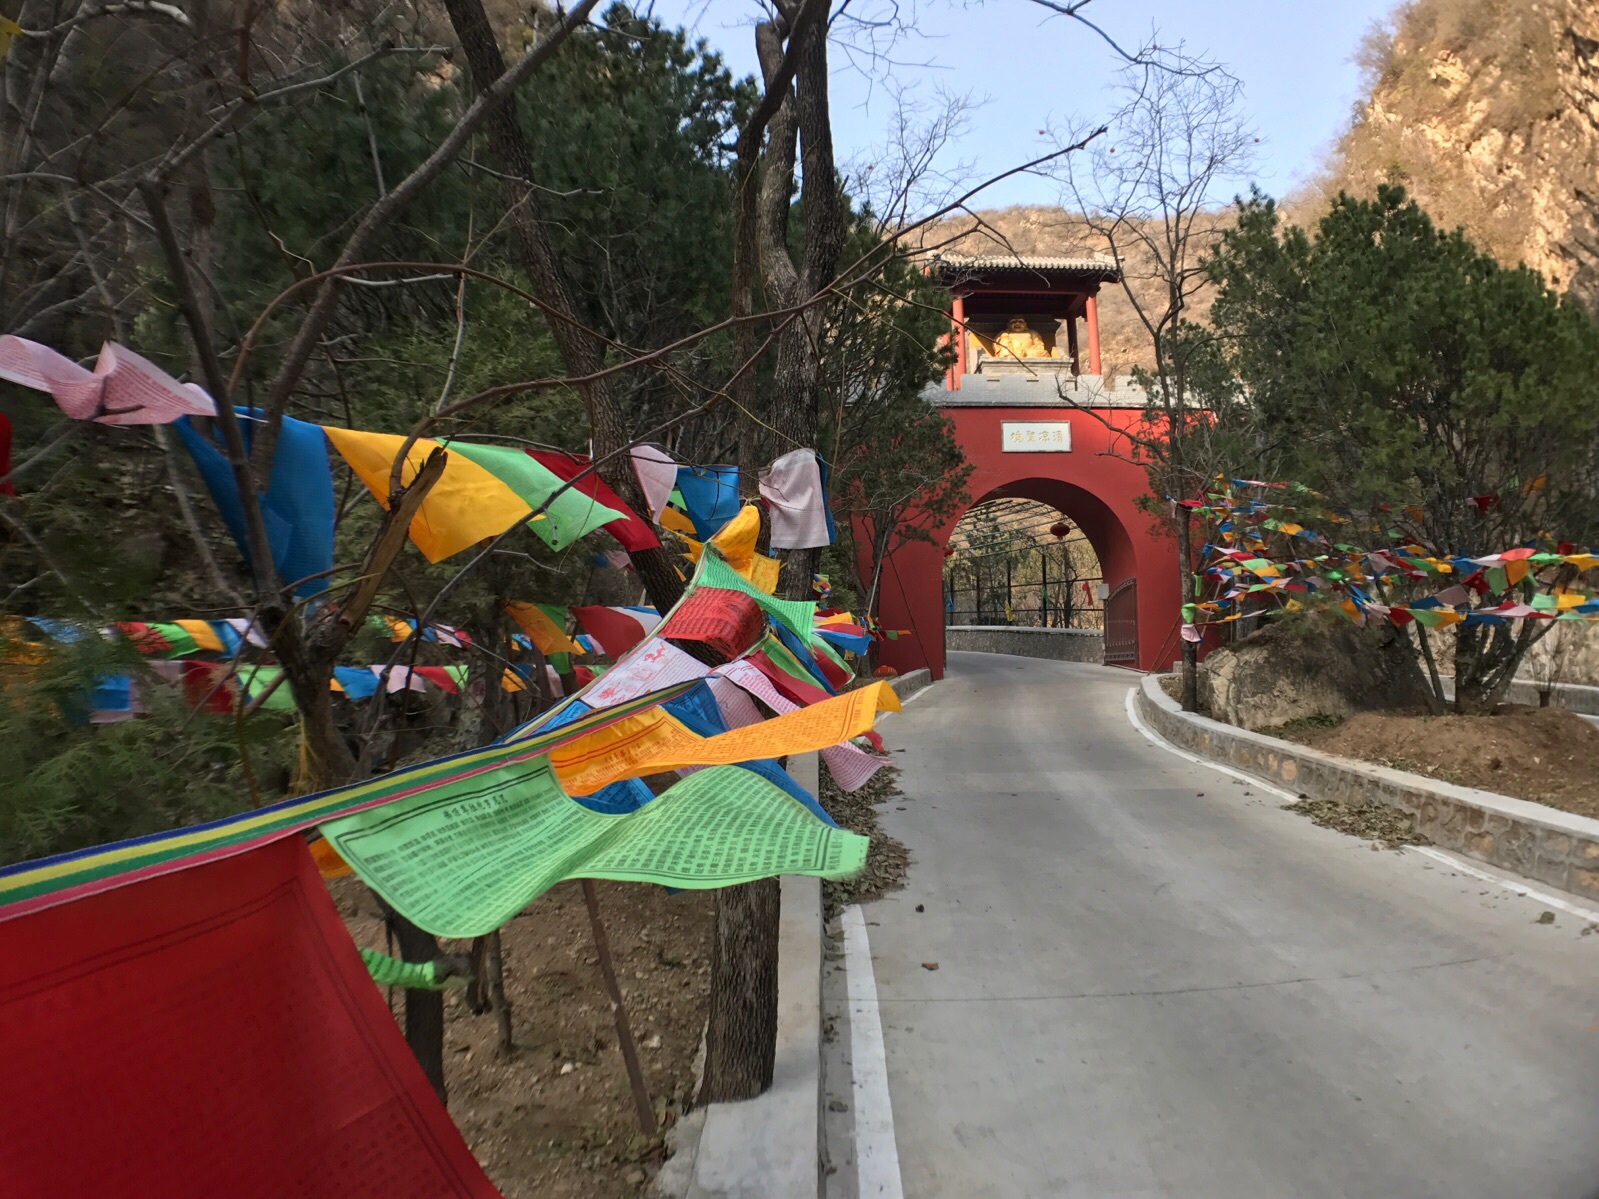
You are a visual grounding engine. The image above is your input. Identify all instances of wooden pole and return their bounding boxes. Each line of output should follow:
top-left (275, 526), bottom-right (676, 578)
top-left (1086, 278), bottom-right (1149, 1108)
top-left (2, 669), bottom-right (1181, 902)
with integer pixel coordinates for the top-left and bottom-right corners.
top-left (580, 879), bottom-right (657, 1136)
top-left (950, 292), bottom-right (966, 389)
top-left (1085, 290), bottom-right (1103, 376)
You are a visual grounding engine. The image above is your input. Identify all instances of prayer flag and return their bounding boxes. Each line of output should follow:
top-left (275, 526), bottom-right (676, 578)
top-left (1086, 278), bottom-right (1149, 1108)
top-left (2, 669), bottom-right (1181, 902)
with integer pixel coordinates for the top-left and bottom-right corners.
top-left (504, 602), bottom-right (583, 656)
top-left (526, 450), bottom-right (659, 552)
top-left (676, 463), bottom-right (740, 540)
top-left (176, 411), bottom-right (335, 597)
top-left (759, 448), bottom-right (832, 549)
top-left (630, 444), bottom-right (679, 522)
top-left (571, 605), bottom-right (662, 659)
top-left (0, 838), bottom-right (502, 1198)
top-left (0, 337), bottom-right (215, 424)
top-left (442, 440), bottom-right (623, 549)
top-left (322, 428), bottom-right (529, 562)
top-left (322, 761), bottom-right (867, 939)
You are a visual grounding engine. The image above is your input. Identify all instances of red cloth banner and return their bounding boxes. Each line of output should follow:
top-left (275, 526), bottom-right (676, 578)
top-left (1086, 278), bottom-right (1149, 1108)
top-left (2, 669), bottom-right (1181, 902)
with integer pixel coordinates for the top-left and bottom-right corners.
top-left (0, 837), bottom-right (502, 1199)
top-left (572, 605), bottom-right (655, 659)
top-left (660, 587), bottom-right (764, 662)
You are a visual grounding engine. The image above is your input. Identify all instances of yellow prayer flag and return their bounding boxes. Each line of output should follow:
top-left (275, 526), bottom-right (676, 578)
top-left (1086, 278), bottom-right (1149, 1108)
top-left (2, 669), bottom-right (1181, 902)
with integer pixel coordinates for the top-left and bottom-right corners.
top-left (660, 506), bottom-right (697, 536)
top-left (311, 836), bottom-right (353, 880)
top-left (504, 602), bottom-right (583, 656)
top-left (322, 427), bottom-right (531, 562)
top-left (552, 682), bottom-right (900, 795)
top-left (676, 503), bottom-right (780, 595)
top-left (174, 620), bottom-right (224, 653)
top-left (0, 17), bottom-right (22, 61)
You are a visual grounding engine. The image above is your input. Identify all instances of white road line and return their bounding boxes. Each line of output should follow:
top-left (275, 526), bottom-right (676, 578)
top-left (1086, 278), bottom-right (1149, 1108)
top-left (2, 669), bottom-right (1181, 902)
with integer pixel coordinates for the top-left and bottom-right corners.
top-left (1124, 687), bottom-right (1599, 925)
top-left (843, 904), bottom-right (904, 1199)
top-left (1408, 845), bottom-right (1599, 923)
top-left (1123, 687), bottom-right (1301, 800)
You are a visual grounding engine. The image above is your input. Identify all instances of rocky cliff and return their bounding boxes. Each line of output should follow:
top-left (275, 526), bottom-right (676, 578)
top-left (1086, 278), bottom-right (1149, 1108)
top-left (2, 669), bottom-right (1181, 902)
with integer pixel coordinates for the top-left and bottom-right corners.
top-left (1325, 0), bottom-right (1599, 315)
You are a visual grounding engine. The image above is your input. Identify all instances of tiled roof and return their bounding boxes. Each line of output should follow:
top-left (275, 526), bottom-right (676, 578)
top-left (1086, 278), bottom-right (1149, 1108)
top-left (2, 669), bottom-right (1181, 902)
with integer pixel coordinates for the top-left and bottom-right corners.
top-left (930, 252), bottom-right (1120, 280)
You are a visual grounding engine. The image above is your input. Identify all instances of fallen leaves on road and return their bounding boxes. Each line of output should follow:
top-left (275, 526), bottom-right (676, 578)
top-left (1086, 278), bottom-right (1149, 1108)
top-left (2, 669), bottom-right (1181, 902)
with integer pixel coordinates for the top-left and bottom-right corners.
top-left (1283, 796), bottom-right (1431, 850)
top-left (820, 764), bottom-right (911, 920)
top-left (921, 962), bottom-right (939, 971)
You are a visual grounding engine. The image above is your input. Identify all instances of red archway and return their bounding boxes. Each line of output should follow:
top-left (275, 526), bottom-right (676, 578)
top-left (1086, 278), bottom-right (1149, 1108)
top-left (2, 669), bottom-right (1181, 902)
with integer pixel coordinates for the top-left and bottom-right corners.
top-left (871, 402), bottom-right (1183, 678)
top-left (866, 253), bottom-right (1183, 678)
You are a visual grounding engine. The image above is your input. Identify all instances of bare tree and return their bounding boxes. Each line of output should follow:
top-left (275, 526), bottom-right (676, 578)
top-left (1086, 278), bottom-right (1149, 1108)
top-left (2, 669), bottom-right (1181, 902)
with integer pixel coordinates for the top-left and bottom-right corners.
top-left (1057, 58), bottom-right (1256, 709)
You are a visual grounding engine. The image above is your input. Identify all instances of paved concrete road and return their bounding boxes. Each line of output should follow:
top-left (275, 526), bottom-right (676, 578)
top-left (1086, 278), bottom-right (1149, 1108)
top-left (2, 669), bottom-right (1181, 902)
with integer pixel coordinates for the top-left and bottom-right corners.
top-left (859, 652), bottom-right (1599, 1199)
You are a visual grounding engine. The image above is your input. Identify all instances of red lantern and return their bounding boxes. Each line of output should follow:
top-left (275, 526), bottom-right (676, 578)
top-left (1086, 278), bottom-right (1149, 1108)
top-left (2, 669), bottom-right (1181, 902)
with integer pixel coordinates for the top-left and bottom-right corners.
top-left (942, 547), bottom-right (956, 558)
top-left (1049, 521), bottom-right (1070, 539)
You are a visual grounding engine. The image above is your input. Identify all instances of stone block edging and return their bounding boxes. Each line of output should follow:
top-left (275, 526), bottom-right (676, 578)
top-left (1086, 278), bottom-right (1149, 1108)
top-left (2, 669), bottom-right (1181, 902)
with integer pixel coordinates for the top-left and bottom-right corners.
top-left (656, 754), bottom-right (824, 1199)
top-left (888, 668), bottom-right (932, 703)
top-left (1134, 674), bottom-right (1599, 903)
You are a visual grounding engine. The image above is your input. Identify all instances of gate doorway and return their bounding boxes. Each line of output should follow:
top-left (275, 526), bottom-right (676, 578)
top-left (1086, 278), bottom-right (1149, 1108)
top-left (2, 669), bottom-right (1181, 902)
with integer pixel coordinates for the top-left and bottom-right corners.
top-left (942, 499), bottom-right (1104, 631)
top-left (1104, 579), bottom-right (1138, 668)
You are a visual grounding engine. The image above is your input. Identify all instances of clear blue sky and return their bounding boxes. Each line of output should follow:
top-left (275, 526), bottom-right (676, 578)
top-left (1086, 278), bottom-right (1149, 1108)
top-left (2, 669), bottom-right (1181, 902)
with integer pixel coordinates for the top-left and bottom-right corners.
top-left (650, 0), bottom-right (1399, 208)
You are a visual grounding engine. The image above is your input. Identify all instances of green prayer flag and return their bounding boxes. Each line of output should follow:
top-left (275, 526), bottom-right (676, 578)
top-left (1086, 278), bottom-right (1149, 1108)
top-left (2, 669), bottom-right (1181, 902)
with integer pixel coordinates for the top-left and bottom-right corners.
top-left (759, 633), bottom-right (824, 687)
top-left (360, 948), bottom-right (447, 990)
top-left (695, 548), bottom-right (815, 643)
top-left (148, 623), bottom-right (200, 657)
top-left (443, 440), bottom-right (625, 549)
top-left (238, 665), bottom-right (296, 710)
top-left (322, 759), bottom-right (867, 938)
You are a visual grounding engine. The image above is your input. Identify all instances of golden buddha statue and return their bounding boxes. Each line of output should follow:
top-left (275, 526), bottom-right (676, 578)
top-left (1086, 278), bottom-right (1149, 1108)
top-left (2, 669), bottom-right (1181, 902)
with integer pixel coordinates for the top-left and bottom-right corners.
top-left (990, 316), bottom-right (1054, 360)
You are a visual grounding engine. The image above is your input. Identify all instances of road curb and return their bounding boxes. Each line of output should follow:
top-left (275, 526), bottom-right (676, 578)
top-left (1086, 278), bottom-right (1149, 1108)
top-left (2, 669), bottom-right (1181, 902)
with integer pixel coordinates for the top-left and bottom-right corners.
top-left (888, 668), bottom-right (932, 703)
top-left (1134, 674), bottom-right (1599, 904)
top-left (654, 754), bottom-right (824, 1199)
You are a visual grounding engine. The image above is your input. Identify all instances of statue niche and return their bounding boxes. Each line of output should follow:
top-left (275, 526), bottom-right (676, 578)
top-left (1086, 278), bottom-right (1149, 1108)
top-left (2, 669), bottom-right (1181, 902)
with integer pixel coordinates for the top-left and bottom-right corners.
top-left (987, 316), bottom-right (1057, 361)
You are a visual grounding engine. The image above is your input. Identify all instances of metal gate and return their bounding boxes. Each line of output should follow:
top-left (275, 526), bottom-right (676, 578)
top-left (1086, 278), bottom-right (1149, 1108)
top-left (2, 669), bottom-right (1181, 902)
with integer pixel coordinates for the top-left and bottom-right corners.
top-left (1104, 579), bottom-right (1138, 667)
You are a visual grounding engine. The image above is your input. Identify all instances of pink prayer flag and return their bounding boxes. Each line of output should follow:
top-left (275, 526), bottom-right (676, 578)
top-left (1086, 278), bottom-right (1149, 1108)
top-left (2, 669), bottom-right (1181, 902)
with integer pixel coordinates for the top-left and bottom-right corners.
top-left (578, 637), bottom-right (708, 710)
top-left (707, 675), bottom-right (764, 729)
top-left (713, 659), bottom-right (890, 792)
top-left (759, 448), bottom-right (830, 549)
top-left (630, 444), bottom-right (678, 522)
top-left (0, 337), bottom-right (215, 424)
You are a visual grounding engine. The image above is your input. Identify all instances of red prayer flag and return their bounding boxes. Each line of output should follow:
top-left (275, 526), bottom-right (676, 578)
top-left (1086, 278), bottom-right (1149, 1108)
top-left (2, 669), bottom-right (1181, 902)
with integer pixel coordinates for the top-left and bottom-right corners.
top-left (0, 837), bottom-right (502, 1199)
top-left (811, 647), bottom-right (852, 690)
top-left (659, 588), bottom-right (764, 662)
top-left (181, 660), bottom-right (236, 713)
top-left (525, 450), bottom-right (659, 552)
top-left (412, 665), bottom-right (461, 694)
top-left (571, 605), bottom-right (658, 659)
top-left (750, 650), bottom-right (833, 707)
top-left (113, 621), bottom-right (173, 655)
top-left (0, 412), bottom-right (13, 497)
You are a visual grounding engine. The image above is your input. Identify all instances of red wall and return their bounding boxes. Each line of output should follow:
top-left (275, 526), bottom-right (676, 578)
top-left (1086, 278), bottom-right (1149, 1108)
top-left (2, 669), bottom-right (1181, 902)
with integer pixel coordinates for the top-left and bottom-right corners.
top-left (871, 405), bottom-right (1182, 677)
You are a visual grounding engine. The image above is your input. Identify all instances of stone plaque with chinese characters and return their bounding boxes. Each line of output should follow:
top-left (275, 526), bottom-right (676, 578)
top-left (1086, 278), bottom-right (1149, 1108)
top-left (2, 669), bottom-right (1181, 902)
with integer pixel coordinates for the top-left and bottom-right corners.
top-left (1001, 421), bottom-right (1071, 452)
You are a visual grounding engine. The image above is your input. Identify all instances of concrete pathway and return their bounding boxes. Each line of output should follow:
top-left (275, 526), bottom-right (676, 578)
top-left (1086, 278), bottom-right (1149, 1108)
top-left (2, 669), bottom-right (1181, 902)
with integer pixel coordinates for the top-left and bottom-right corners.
top-left (841, 652), bottom-right (1599, 1199)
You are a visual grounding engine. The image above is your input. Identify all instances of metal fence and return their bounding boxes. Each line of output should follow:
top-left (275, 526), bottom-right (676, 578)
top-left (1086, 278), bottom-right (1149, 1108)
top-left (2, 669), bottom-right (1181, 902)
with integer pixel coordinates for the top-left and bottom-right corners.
top-left (943, 541), bottom-right (1104, 629)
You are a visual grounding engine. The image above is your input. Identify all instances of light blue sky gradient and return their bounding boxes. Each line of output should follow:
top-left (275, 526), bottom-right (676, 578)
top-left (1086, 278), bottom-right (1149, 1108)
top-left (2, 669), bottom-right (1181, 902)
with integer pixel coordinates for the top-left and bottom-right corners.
top-left (650, 0), bottom-right (1399, 209)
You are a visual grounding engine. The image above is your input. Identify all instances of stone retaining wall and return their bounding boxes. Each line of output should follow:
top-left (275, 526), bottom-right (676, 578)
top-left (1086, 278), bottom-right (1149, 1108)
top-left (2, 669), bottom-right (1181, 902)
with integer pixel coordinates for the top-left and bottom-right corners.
top-left (946, 625), bottom-right (1104, 664)
top-left (1135, 675), bottom-right (1599, 903)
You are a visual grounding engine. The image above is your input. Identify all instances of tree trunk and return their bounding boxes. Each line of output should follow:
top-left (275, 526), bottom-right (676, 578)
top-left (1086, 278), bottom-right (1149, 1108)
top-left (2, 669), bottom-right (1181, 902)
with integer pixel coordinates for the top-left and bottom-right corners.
top-left (439, 0), bottom-right (683, 615)
top-left (484, 929), bottom-right (514, 1055)
top-left (1176, 506), bottom-right (1198, 712)
top-left (389, 906), bottom-right (448, 1104)
top-left (700, 876), bottom-right (780, 1101)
